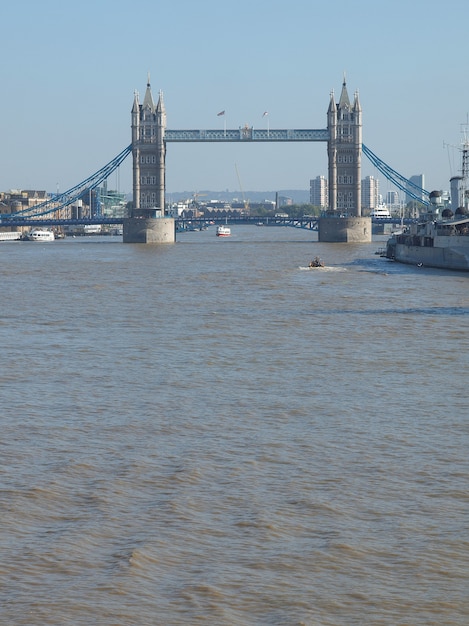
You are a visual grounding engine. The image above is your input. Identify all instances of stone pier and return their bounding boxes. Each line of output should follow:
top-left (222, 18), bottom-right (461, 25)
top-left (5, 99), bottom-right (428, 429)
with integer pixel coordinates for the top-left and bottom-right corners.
top-left (123, 213), bottom-right (175, 244)
top-left (318, 217), bottom-right (372, 243)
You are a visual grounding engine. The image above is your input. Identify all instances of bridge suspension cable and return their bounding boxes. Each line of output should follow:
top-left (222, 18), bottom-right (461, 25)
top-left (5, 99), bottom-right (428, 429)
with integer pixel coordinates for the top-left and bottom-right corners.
top-left (10, 144), bottom-right (132, 218)
top-left (362, 144), bottom-right (430, 206)
top-left (6, 140), bottom-right (431, 219)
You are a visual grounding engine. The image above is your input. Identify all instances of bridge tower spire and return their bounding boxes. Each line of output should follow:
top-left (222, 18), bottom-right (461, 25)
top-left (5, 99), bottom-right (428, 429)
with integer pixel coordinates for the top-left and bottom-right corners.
top-left (327, 78), bottom-right (362, 216)
top-left (131, 77), bottom-right (167, 214)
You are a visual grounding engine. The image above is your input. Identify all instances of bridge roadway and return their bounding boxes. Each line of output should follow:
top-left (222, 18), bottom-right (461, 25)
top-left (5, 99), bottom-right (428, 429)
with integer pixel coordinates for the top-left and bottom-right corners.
top-left (0, 215), bottom-right (414, 231)
top-left (0, 215), bottom-right (318, 230)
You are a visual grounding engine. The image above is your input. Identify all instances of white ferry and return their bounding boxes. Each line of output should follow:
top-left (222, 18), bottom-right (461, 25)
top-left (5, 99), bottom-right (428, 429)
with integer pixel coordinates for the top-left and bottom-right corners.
top-left (216, 225), bottom-right (231, 237)
top-left (25, 228), bottom-right (55, 241)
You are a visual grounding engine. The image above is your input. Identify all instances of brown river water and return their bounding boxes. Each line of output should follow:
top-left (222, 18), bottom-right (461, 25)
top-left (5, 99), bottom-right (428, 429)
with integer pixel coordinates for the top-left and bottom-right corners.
top-left (1, 226), bottom-right (468, 625)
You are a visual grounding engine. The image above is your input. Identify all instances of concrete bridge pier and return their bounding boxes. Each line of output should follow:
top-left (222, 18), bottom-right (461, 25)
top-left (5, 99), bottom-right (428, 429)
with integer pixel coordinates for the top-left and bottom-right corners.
top-left (318, 216), bottom-right (372, 243)
top-left (123, 209), bottom-right (175, 244)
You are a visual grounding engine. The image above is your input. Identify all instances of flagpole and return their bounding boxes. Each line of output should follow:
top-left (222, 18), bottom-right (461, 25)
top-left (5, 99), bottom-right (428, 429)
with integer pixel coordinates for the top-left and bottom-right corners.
top-left (217, 110), bottom-right (226, 137)
top-left (263, 111), bottom-right (269, 138)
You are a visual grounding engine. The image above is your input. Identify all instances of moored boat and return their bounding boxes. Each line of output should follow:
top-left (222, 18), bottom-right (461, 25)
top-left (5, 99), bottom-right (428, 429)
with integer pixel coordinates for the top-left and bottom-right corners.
top-left (0, 231), bottom-right (22, 241)
top-left (385, 131), bottom-right (469, 271)
top-left (370, 204), bottom-right (391, 219)
top-left (216, 225), bottom-right (231, 237)
top-left (385, 204), bottom-right (469, 270)
top-left (24, 228), bottom-right (55, 241)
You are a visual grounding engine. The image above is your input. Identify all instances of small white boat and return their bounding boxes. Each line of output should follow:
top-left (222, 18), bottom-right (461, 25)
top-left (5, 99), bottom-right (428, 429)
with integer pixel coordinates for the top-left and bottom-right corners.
top-left (216, 225), bottom-right (231, 237)
top-left (25, 228), bottom-right (55, 241)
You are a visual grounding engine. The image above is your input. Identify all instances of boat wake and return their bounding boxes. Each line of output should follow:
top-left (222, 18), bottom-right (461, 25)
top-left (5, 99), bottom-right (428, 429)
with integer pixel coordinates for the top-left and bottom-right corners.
top-left (298, 266), bottom-right (347, 272)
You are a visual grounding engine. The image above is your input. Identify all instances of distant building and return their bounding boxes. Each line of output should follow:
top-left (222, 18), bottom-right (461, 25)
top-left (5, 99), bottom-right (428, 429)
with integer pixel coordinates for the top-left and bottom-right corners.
top-left (98, 185), bottom-right (127, 218)
top-left (406, 174), bottom-right (425, 203)
top-left (310, 176), bottom-right (328, 208)
top-left (167, 201), bottom-right (190, 217)
top-left (361, 175), bottom-right (379, 210)
top-left (0, 189), bottom-right (50, 216)
top-left (386, 190), bottom-right (400, 207)
top-left (277, 195), bottom-right (292, 208)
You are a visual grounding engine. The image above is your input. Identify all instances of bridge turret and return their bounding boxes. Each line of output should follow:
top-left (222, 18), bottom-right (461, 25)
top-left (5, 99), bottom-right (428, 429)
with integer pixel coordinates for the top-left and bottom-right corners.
top-left (338, 77), bottom-right (351, 108)
top-left (142, 75), bottom-right (156, 113)
top-left (327, 91), bottom-right (337, 211)
top-left (353, 90), bottom-right (362, 216)
top-left (353, 90), bottom-right (361, 114)
top-left (156, 90), bottom-right (166, 212)
top-left (156, 90), bottom-right (166, 127)
top-left (131, 90), bottom-right (141, 209)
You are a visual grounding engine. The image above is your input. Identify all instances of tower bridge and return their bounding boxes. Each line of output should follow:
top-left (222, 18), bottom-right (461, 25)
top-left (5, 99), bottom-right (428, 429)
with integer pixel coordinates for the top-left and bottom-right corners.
top-left (131, 78), bottom-right (364, 222)
top-left (1, 77), bottom-right (429, 243)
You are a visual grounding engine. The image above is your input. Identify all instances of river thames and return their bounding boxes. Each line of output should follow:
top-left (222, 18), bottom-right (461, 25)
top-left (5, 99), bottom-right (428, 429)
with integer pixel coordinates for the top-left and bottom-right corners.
top-left (1, 225), bottom-right (468, 625)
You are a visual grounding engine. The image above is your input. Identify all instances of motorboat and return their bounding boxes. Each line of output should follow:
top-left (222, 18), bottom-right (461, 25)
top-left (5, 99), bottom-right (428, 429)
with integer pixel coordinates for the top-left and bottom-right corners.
top-left (309, 256), bottom-right (325, 268)
top-left (216, 225), bottom-right (231, 237)
top-left (24, 228), bottom-right (55, 241)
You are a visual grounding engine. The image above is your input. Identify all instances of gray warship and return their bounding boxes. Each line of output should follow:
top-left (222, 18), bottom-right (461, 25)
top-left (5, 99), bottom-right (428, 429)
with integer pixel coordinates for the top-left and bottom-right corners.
top-left (386, 134), bottom-right (469, 271)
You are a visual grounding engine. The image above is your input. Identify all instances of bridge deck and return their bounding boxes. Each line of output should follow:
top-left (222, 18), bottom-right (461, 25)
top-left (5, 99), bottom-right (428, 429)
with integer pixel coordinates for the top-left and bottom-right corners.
top-left (164, 129), bottom-right (329, 142)
top-left (1, 215), bottom-right (415, 229)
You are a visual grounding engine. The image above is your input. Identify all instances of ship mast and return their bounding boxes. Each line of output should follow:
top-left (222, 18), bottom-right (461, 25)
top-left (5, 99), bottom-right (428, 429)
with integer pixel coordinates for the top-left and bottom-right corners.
top-left (446, 121), bottom-right (469, 211)
top-left (461, 121), bottom-right (469, 184)
top-left (461, 121), bottom-right (469, 208)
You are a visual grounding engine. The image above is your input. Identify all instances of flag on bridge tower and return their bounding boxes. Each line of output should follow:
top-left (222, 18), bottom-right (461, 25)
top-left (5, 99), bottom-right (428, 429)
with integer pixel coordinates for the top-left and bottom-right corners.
top-left (217, 110), bottom-right (225, 116)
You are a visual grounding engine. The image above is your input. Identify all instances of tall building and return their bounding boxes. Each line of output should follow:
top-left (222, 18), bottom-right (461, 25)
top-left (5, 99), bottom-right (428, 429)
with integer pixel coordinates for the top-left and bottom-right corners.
top-left (310, 176), bottom-right (328, 208)
top-left (98, 183), bottom-right (127, 218)
top-left (361, 175), bottom-right (379, 209)
top-left (406, 174), bottom-right (425, 203)
top-left (327, 79), bottom-right (362, 215)
top-left (131, 78), bottom-right (166, 212)
top-left (386, 190), bottom-right (400, 207)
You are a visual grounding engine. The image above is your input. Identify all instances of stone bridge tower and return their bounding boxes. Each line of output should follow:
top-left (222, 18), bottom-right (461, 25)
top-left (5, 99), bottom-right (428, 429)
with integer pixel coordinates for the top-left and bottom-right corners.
top-left (124, 78), bottom-right (174, 243)
top-left (319, 78), bottom-right (370, 242)
top-left (327, 78), bottom-right (362, 216)
top-left (131, 77), bottom-right (166, 213)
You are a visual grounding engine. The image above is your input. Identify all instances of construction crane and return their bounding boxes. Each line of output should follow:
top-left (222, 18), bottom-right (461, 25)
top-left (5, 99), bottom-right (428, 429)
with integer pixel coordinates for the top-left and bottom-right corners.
top-left (235, 163), bottom-right (250, 213)
top-left (190, 191), bottom-right (207, 216)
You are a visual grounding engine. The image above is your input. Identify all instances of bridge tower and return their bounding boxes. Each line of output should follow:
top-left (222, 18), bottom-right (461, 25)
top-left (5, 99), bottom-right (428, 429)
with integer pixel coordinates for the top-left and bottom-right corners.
top-left (124, 77), bottom-right (174, 243)
top-left (327, 78), bottom-right (362, 216)
top-left (131, 77), bottom-right (166, 213)
top-left (319, 78), bottom-right (370, 242)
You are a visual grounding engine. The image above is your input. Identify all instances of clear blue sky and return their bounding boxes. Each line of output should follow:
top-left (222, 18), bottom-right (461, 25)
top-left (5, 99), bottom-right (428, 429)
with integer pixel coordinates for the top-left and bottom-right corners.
top-left (2, 0), bottom-right (468, 199)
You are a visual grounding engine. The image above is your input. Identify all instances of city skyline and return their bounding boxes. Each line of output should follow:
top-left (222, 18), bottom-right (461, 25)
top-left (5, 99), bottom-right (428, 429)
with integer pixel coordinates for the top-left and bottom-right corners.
top-left (1, 0), bottom-right (468, 197)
